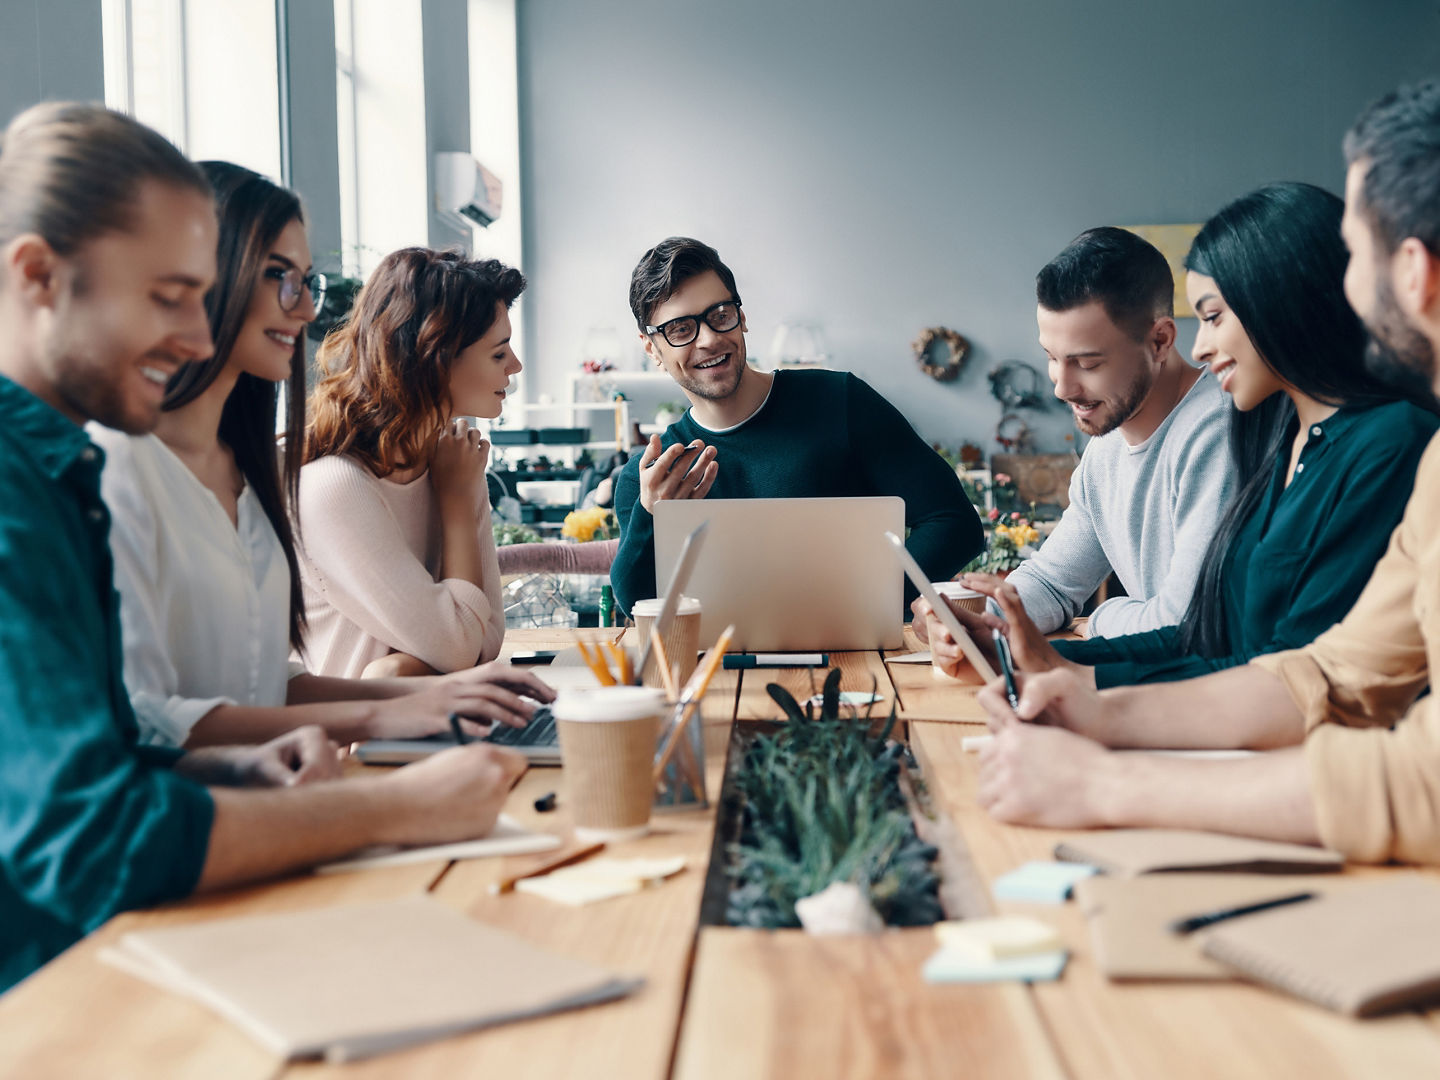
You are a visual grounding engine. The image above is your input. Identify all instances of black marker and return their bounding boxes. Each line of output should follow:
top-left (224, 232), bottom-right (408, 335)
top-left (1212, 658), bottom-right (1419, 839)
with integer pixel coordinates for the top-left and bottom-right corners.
top-left (722, 652), bottom-right (828, 669)
top-left (992, 629), bottom-right (1020, 710)
top-left (1168, 891), bottom-right (1316, 935)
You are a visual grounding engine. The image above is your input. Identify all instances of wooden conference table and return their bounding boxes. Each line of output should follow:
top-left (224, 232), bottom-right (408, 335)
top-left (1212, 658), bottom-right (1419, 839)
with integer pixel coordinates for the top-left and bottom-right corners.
top-left (5, 627), bottom-right (1440, 1079)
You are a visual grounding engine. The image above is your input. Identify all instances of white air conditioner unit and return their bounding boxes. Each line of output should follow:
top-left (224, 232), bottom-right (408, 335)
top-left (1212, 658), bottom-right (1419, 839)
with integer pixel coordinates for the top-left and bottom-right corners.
top-left (434, 151), bottom-right (503, 230)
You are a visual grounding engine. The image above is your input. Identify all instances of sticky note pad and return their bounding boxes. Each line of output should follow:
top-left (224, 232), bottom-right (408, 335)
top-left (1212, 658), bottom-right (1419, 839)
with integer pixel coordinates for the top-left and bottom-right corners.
top-left (933, 915), bottom-right (1062, 962)
top-left (992, 861), bottom-right (1099, 904)
top-left (923, 947), bottom-right (1068, 984)
top-left (514, 856), bottom-right (687, 907)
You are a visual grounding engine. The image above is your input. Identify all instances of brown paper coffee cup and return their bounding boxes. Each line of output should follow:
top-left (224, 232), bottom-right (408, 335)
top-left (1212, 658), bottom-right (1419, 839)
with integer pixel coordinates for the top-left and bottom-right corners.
top-left (554, 687), bottom-right (666, 842)
top-left (934, 581), bottom-right (986, 614)
top-left (632, 597), bottom-right (702, 689)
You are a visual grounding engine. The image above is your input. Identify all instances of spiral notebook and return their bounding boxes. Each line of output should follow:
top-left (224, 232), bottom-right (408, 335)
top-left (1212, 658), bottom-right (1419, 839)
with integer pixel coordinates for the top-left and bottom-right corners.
top-left (1199, 876), bottom-right (1440, 1016)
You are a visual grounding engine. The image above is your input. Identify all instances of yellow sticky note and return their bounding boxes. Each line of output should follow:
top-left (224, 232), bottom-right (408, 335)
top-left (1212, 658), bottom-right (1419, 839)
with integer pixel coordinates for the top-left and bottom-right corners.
top-left (933, 916), bottom-right (1062, 962)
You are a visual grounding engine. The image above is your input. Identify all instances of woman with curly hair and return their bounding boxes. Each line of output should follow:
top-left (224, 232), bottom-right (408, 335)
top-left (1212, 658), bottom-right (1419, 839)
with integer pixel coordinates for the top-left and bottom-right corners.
top-left (299, 248), bottom-right (525, 678)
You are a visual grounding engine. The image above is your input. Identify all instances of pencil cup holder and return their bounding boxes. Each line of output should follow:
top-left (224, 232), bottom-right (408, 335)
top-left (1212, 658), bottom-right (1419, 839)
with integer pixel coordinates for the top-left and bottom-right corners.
top-left (653, 705), bottom-right (707, 812)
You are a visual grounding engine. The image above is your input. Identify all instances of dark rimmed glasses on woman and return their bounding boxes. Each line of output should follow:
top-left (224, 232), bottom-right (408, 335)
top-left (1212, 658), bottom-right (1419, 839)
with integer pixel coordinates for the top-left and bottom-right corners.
top-left (265, 265), bottom-right (328, 314)
top-left (645, 298), bottom-right (742, 348)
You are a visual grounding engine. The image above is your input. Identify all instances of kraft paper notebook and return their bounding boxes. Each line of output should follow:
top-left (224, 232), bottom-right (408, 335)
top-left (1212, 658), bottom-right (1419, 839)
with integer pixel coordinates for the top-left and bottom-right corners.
top-left (1053, 829), bottom-right (1344, 876)
top-left (99, 896), bottom-right (642, 1062)
top-left (1199, 876), bottom-right (1440, 1016)
top-left (1073, 873), bottom-right (1352, 981)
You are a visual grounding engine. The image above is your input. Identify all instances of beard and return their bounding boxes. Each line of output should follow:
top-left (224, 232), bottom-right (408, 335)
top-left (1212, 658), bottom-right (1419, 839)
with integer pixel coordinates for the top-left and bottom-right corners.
top-left (1363, 274), bottom-right (1438, 405)
top-left (1068, 364), bottom-right (1154, 437)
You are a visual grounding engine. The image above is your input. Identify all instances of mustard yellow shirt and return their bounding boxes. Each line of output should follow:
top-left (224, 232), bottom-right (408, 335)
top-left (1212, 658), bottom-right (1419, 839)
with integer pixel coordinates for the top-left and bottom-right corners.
top-left (1253, 431), bottom-right (1440, 863)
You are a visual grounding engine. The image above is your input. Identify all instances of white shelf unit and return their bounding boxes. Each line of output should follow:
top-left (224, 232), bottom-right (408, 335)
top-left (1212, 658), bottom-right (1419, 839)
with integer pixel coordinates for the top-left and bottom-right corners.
top-left (483, 398), bottom-right (631, 467)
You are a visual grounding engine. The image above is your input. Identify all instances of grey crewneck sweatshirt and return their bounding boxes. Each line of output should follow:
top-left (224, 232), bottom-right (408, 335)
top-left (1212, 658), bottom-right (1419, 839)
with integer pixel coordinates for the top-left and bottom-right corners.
top-left (1007, 369), bottom-right (1234, 637)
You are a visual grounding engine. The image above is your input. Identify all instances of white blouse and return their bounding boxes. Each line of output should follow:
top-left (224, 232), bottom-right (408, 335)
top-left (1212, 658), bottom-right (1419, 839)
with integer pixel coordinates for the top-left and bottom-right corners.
top-left (89, 426), bottom-right (296, 748)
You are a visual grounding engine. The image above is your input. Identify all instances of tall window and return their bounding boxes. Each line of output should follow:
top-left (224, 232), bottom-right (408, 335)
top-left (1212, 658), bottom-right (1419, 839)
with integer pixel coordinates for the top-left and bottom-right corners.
top-left (101, 0), bottom-right (188, 150)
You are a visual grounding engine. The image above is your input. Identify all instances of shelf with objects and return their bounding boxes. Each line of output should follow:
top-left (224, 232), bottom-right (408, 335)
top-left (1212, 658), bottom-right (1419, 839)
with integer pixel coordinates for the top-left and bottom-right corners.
top-left (482, 396), bottom-right (632, 630)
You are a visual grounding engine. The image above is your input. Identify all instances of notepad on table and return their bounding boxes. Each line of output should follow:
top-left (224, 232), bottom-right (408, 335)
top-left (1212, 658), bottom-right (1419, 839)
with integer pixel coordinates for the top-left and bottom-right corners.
top-left (314, 814), bottom-right (561, 874)
top-left (1054, 829), bottom-right (1343, 876)
top-left (1199, 875), bottom-right (1440, 1016)
top-left (99, 896), bottom-right (642, 1062)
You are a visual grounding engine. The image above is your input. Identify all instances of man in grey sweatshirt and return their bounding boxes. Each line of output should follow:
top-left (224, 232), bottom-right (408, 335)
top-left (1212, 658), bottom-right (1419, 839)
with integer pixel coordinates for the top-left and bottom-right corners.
top-left (1005, 227), bottom-right (1234, 637)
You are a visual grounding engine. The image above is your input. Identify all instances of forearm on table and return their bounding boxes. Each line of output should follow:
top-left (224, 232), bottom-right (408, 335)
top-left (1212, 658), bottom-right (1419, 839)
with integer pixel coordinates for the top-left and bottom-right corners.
top-left (1099, 664), bottom-right (1305, 749)
top-left (1094, 747), bottom-right (1321, 845)
top-left (185, 698), bottom-right (385, 747)
top-left (197, 776), bottom-right (415, 891)
top-left (287, 671), bottom-right (427, 703)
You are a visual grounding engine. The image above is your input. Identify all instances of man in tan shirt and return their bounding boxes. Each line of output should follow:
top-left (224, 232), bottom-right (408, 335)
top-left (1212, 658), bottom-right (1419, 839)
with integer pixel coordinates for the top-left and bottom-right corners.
top-left (971, 78), bottom-right (1440, 864)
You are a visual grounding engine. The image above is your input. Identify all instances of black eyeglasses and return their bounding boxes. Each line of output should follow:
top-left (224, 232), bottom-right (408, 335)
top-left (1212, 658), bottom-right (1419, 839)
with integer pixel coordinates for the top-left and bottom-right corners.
top-left (264, 265), bottom-right (328, 314)
top-left (645, 298), bottom-right (742, 348)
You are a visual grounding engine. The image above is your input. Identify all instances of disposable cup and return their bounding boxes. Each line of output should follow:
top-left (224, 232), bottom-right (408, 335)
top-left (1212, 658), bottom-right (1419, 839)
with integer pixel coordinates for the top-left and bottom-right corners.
top-left (553, 686), bottom-right (666, 842)
top-left (933, 581), bottom-right (987, 614)
top-left (631, 596), bottom-right (702, 689)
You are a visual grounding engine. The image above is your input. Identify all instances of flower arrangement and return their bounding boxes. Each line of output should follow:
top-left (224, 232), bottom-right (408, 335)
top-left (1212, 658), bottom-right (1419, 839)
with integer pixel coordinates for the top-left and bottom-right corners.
top-left (492, 521), bottom-right (542, 546)
top-left (580, 358), bottom-right (616, 374)
top-left (561, 506), bottom-right (618, 542)
top-left (991, 471), bottom-right (1019, 513)
top-left (971, 510), bottom-right (1042, 573)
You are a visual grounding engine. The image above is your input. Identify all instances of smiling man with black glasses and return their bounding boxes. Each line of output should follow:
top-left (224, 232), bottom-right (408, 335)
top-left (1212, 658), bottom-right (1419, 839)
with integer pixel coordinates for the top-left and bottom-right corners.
top-left (609, 235), bottom-right (983, 616)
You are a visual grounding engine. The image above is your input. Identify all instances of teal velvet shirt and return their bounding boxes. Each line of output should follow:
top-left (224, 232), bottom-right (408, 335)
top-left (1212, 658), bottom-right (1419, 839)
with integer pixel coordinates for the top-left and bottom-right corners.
top-left (0, 376), bottom-right (213, 993)
top-left (1055, 400), bottom-right (1440, 687)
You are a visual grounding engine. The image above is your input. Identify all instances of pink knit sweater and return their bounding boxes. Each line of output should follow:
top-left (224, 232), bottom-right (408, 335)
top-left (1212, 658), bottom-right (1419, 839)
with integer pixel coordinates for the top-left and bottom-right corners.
top-left (295, 455), bottom-right (504, 678)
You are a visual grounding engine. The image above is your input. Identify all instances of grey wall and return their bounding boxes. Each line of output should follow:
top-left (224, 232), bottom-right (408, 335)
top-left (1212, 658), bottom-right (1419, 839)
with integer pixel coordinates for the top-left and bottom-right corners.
top-left (0, 0), bottom-right (104, 125)
top-left (516, 0), bottom-right (1440, 451)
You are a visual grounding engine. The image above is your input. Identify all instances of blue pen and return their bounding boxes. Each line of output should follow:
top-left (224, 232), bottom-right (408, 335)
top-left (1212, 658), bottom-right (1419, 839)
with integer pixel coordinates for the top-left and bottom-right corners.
top-left (992, 629), bottom-right (1020, 711)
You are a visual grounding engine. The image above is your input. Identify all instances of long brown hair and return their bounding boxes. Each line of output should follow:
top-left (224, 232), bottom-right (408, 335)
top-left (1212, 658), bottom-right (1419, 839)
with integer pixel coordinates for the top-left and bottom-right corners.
top-left (305, 248), bottom-right (526, 476)
top-left (164, 162), bottom-right (309, 652)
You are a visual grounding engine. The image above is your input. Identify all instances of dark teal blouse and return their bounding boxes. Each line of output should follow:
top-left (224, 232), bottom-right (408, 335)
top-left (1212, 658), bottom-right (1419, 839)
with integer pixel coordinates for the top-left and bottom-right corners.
top-left (1055, 399), bottom-right (1440, 687)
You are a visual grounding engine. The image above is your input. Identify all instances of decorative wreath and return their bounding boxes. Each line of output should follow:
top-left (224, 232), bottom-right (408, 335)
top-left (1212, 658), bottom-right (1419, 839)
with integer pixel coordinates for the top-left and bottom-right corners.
top-left (912, 326), bottom-right (970, 383)
top-left (995, 413), bottom-right (1035, 453)
top-left (988, 360), bottom-right (1047, 409)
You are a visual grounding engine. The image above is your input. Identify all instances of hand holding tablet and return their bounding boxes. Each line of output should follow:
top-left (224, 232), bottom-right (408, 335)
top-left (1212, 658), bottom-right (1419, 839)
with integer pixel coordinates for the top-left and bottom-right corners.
top-left (884, 532), bottom-right (998, 683)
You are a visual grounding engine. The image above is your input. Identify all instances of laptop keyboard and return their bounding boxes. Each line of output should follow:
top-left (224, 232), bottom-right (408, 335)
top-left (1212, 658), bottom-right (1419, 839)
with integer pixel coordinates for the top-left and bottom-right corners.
top-left (482, 704), bottom-right (557, 748)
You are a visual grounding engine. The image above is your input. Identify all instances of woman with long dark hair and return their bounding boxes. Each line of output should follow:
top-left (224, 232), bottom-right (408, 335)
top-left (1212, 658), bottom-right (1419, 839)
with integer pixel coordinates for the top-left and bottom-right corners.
top-left (926, 181), bottom-right (1439, 686)
top-left (93, 163), bottom-right (550, 747)
top-left (297, 248), bottom-right (524, 679)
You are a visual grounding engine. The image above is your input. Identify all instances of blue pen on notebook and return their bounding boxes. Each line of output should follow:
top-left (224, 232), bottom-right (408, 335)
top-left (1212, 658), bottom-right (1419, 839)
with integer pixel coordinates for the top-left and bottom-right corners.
top-left (992, 630), bottom-right (1020, 711)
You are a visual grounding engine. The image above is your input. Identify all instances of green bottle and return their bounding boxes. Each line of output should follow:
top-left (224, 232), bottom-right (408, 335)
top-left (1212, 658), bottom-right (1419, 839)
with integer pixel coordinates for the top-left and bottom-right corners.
top-left (598, 584), bottom-right (616, 628)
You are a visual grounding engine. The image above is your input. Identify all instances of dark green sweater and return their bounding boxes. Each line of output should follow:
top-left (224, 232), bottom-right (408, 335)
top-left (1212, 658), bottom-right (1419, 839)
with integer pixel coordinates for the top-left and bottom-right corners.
top-left (610, 369), bottom-right (983, 616)
top-left (1056, 400), bottom-right (1439, 687)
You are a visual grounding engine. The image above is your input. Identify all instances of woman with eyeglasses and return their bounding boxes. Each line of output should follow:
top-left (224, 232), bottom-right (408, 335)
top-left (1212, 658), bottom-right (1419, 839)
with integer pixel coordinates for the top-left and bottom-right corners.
top-left (297, 248), bottom-right (524, 679)
top-left (91, 163), bottom-right (551, 747)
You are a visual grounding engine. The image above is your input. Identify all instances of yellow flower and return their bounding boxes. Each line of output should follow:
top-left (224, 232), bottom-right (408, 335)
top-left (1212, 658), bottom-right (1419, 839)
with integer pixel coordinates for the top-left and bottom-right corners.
top-left (561, 506), bottom-right (617, 542)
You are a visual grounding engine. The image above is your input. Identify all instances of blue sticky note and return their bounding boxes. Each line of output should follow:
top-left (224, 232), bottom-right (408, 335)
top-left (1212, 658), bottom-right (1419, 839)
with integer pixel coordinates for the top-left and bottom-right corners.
top-left (991, 861), bottom-right (1099, 904)
top-left (923, 947), bottom-right (1069, 984)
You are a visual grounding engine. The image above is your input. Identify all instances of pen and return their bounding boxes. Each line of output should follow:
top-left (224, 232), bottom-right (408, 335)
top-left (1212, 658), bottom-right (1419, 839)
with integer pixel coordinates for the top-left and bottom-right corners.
top-left (992, 630), bottom-right (1020, 710)
top-left (722, 652), bottom-right (828, 669)
top-left (449, 712), bottom-right (470, 745)
top-left (489, 841), bottom-right (606, 895)
top-left (1168, 891), bottom-right (1316, 935)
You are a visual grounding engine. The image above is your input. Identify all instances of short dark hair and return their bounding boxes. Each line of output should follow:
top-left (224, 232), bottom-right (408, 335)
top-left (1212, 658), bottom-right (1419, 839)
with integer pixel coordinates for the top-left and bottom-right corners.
top-left (0, 102), bottom-right (209, 255)
top-left (1035, 226), bottom-right (1174, 341)
top-left (628, 237), bottom-right (742, 332)
top-left (1343, 78), bottom-right (1440, 257)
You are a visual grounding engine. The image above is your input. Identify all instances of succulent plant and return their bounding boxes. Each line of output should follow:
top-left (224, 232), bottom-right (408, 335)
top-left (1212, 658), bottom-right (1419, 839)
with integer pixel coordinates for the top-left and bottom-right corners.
top-left (725, 668), bottom-right (942, 929)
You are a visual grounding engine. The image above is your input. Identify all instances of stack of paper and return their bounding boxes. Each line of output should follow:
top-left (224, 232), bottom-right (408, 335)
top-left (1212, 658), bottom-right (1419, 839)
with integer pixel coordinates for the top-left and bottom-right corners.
top-left (516, 856), bottom-right (687, 906)
top-left (315, 815), bottom-right (560, 875)
top-left (923, 915), bottom-right (1067, 983)
top-left (100, 896), bottom-right (641, 1062)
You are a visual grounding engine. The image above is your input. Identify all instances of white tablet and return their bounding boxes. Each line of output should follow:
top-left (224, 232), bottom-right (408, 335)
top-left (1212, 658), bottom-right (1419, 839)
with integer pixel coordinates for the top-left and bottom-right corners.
top-left (884, 532), bottom-right (997, 683)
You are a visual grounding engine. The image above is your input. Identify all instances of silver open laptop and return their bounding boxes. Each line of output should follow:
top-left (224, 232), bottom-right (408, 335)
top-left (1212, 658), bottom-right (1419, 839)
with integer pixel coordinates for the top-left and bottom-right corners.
top-left (653, 497), bottom-right (906, 651)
